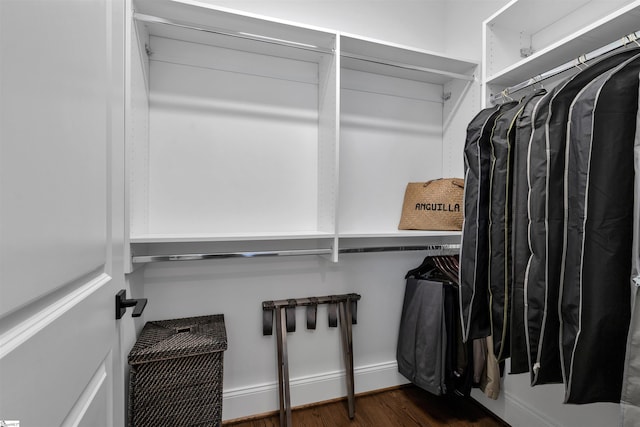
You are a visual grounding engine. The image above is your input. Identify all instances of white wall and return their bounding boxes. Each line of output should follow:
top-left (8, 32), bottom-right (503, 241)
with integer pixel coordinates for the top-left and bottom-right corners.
top-left (440, 0), bottom-right (510, 179)
top-left (443, 0), bottom-right (510, 61)
top-left (141, 250), bottom-right (433, 420)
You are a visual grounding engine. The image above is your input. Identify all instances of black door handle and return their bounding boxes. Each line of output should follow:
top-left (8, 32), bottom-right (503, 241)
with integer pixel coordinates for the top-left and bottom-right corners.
top-left (115, 289), bottom-right (147, 319)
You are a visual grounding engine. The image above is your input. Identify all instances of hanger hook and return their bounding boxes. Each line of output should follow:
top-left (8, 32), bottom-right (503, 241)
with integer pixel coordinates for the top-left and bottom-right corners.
top-left (573, 54), bottom-right (587, 71)
top-left (532, 74), bottom-right (544, 90)
top-left (501, 88), bottom-right (513, 101)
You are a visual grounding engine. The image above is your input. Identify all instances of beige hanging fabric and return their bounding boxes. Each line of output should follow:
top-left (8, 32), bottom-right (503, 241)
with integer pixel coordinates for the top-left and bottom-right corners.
top-left (398, 178), bottom-right (464, 231)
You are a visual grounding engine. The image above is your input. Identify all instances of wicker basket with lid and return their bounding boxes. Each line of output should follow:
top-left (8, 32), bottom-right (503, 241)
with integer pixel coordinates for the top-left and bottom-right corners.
top-left (128, 314), bottom-right (227, 427)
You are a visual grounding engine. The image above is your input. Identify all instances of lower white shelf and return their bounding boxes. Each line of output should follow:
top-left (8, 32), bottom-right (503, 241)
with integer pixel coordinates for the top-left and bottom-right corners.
top-left (130, 231), bottom-right (336, 244)
top-left (130, 230), bottom-right (462, 244)
top-left (338, 230), bottom-right (461, 239)
top-left (128, 230), bottom-right (462, 266)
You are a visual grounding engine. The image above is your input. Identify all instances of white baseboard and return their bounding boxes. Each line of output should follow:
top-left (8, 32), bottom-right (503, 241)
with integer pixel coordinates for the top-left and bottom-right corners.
top-left (501, 390), bottom-right (558, 426)
top-left (222, 360), bottom-right (409, 421)
top-left (224, 363), bottom-right (618, 426)
top-left (471, 388), bottom-right (559, 427)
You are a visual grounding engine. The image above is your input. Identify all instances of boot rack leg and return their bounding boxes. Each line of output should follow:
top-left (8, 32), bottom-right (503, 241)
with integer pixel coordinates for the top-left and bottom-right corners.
top-left (275, 306), bottom-right (292, 427)
top-left (339, 300), bottom-right (355, 419)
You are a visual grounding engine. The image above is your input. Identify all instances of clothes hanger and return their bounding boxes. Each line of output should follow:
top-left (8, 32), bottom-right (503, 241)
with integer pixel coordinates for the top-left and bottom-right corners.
top-left (443, 256), bottom-right (460, 284)
top-left (450, 256), bottom-right (460, 273)
top-left (434, 255), bottom-right (457, 278)
top-left (444, 259), bottom-right (459, 283)
top-left (501, 88), bottom-right (515, 102)
top-left (405, 255), bottom-right (453, 284)
top-left (432, 256), bottom-right (448, 276)
top-left (405, 256), bottom-right (437, 279)
top-left (573, 54), bottom-right (588, 71)
top-left (433, 256), bottom-right (459, 284)
top-left (622, 33), bottom-right (640, 48)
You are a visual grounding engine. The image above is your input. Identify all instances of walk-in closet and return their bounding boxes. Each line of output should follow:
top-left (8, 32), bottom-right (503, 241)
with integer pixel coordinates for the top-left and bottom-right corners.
top-left (2, 0), bottom-right (640, 426)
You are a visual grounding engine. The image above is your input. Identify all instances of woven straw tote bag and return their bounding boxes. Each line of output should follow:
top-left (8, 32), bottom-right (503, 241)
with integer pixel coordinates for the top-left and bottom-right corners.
top-left (398, 178), bottom-right (464, 231)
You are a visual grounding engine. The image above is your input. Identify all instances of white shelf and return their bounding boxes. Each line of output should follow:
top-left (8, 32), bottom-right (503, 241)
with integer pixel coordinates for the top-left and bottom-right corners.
top-left (483, 0), bottom-right (640, 94)
top-left (134, 0), bottom-right (336, 61)
top-left (127, 0), bottom-right (476, 256)
top-left (131, 231), bottom-right (336, 244)
top-left (339, 230), bottom-right (461, 239)
top-left (129, 0), bottom-right (339, 240)
top-left (341, 33), bottom-right (478, 84)
top-left (485, 0), bottom-right (593, 35)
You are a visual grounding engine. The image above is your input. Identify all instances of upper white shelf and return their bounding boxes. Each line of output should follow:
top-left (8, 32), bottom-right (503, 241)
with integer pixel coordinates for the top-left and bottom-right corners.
top-left (134, 0), bottom-right (479, 85)
top-left (484, 0), bottom-right (640, 88)
top-left (341, 33), bottom-right (478, 84)
top-left (487, 0), bottom-right (593, 35)
top-left (134, 0), bottom-right (337, 62)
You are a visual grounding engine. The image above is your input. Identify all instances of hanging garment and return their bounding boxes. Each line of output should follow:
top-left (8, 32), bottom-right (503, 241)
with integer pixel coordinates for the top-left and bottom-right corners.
top-left (620, 74), bottom-right (640, 426)
top-left (398, 258), bottom-right (472, 397)
top-left (525, 48), bottom-right (640, 387)
top-left (509, 89), bottom-right (547, 374)
top-left (442, 278), bottom-right (474, 397)
top-left (397, 275), bottom-right (448, 395)
top-left (473, 335), bottom-right (501, 400)
top-left (560, 53), bottom-right (640, 404)
top-left (489, 99), bottom-right (536, 362)
top-left (460, 101), bottom-right (518, 343)
top-left (488, 100), bottom-right (525, 362)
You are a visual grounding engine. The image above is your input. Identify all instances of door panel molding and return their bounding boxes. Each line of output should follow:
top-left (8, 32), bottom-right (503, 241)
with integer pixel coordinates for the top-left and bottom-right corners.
top-left (61, 358), bottom-right (110, 427)
top-left (0, 273), bottom-right (112, 359)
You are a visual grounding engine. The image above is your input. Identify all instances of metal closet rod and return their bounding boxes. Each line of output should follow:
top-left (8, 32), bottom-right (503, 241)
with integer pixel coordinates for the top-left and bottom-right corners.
top-left (490, 29), bottom-right (640, 103)
top-left (133, 12), bottom-right (475, 82)
top-left (131, 243), bottom-right (461, 264)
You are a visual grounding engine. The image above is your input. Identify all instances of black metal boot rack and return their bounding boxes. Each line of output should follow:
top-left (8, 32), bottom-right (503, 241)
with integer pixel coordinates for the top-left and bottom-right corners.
top-left (262, 293), bottom-right (361, 427)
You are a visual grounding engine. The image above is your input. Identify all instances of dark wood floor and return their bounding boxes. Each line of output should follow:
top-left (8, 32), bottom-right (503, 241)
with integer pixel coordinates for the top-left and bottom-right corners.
top-left (224, 385), bottom-right (509, 427)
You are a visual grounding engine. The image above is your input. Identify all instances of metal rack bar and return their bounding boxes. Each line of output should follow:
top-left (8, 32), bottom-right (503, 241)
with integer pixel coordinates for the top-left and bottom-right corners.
top-left (263, 293), bottom-right (361, 426)
top-left (263, 293), bottom-right (362, 309)
top-left (131, 244), bottom-right (461, 264)
top-left (339, 244), bottom-right (460, 255)
top-left (274, 307), bottom-right (291, 427)
top-left (339, 300), bottom-right (356, 419)
top-left (131, 248), bottom-right (333, 263)
top-left (489, 30), bottom-right (640, 104)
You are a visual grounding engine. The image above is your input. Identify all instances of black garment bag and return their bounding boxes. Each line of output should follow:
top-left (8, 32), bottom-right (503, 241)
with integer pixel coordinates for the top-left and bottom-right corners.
top-left (509, 89), bottom-right (547, 374)
top-left (488, 100), bottom-right (525, 362)
top-left (525, 48), bottom-right (640, 386)
top-left (620, 72), bottom-right (640, 424)
top-left (561, 52), bottom-right (640, 404)
top-left (460, 101), bottom-right (518, 343)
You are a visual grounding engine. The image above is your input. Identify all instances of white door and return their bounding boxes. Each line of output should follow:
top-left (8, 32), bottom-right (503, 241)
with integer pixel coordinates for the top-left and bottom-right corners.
top-left (0, 0), bottom-right (128, 426)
